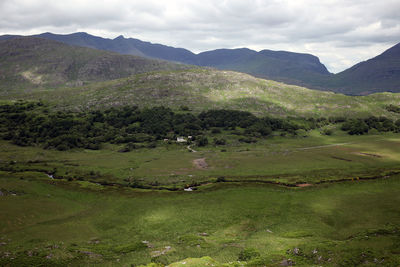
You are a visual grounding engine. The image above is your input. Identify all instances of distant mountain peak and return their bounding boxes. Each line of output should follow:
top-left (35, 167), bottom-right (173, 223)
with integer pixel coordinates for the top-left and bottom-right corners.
top-left (7, 31), bottom-right (399, 95)
top-left (378, 42), bottom-right (400, 58)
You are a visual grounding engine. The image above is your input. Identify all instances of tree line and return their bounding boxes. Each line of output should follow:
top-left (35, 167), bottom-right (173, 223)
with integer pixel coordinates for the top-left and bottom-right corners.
top-left (0, 101), bottom-right (399, 151)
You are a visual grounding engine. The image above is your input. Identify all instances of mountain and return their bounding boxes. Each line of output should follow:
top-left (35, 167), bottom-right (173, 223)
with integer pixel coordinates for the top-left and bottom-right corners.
top-left (1, 32), bottom-right (399, 95)
top-left (0, 37), bottom-right (188, 93)
top-left (34, 32), bottom-right (331, 84)
top-left (324, 43), bottom-right (400, 95)
top-left (0, 32), bottom-right (331, 87)
top-left (33, 32), bottom-right (198, 63)
top-left (195, 48), bottom-right (331, 86)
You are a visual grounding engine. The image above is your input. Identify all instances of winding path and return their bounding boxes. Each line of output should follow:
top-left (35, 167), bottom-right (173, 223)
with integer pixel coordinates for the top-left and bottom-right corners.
top-left (296, 142), bottom-right (352, 150)
top-left (187, 145), bottom-right (197, 153)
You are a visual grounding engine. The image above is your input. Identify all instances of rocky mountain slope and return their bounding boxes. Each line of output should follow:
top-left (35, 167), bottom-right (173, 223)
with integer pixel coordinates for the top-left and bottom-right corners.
top-left (0, 32), bottom-right (331, 88)
top-left (4, 32), bottom-right (398, 95)
top-left (0, 36), bottom-right (188, 93)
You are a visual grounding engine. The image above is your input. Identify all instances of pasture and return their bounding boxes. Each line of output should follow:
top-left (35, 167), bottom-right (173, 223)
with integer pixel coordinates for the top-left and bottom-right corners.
top-left (0, 133), bottom-right (400, 265)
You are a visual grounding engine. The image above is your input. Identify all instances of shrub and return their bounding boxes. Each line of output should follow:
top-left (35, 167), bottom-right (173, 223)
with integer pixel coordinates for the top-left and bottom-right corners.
top-left (321, 128), bottom-right (333, 135)
top-left (180, 105), bottom-right (190, 111)
top-left (216, 176), bottom-right (226, 182)
top-left (196, 136), bottom-right (208, 147)
top-left (238, 248), bottom-right (260, 261)
top-left (213, 138), bottom-right (226, 145)
top-left (56, 144), bottom-right (69, 151)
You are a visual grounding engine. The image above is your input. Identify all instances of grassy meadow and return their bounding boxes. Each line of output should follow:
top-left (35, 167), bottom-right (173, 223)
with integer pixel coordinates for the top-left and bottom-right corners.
top-left (1, 131), bottom-right (400, 266)
top-left (0, 170), bottom-right (399, 266)
top-left (2, 132), bottom-right (400, 188)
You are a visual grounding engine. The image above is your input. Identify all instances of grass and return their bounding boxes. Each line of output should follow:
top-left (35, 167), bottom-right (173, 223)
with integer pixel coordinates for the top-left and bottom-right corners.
top-left (0, 171), bottom-right (399, 266)
top-left (1, 123), bottom-right (400, 266)
top-left (1, 132), bottom-right (400, 188)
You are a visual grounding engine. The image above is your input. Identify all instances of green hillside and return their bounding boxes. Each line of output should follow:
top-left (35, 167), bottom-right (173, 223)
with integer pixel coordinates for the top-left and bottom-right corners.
top-left (0, 37), bottom-right (189, 94)
top-left (4, 68), bottom-right (400, 118)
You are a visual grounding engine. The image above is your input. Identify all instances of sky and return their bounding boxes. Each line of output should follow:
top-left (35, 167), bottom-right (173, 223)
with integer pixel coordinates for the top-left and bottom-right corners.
top-left (0, 0), bottom-right (399, 73)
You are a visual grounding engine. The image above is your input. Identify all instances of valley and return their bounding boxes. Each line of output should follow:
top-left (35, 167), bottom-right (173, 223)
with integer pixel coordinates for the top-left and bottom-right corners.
top-left (0, 34), bottom-right (399, 266)
top-left (1, 133), bottom-right (400, 266)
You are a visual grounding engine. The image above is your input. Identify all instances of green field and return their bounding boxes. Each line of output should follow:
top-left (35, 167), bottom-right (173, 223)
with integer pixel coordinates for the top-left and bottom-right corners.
top-left (2, 133), bottom-right (400, 188)
top-left (1, 170), bottom-right (399, 266)
top-left (1, 132), bottom-right (400, 266)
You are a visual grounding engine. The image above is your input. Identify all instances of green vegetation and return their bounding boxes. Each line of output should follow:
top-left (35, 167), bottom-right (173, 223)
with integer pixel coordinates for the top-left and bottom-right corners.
top-left (2, 101), bottom-right (400, 190)
top-left (1, 115), bottom-right (400, 266)
top-left (386, 104), bottom-right (400, 113)
top-left (3, 69), bottom-right (400, 119)
top-left (1, 39), bottom-right (400, 266)
top-left (0, 171), bottom-right (399, 266)
top-left (0, 101), bottom-right (328, 151)
top-left (2, 101), bottom-right (399, 153)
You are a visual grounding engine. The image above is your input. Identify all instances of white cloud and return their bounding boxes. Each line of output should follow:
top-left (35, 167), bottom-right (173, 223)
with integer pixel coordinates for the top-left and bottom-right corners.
top-left (0, 0), bottom-right (399, 73)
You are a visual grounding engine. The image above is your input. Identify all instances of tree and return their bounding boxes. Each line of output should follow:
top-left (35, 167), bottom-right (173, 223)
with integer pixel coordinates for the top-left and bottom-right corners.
top-left (196, 136), bottom-right (208, 147)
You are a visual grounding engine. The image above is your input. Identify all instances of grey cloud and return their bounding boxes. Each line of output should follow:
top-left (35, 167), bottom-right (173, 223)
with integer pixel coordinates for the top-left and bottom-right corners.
top-left (0, 0), bottom-right (399, 73)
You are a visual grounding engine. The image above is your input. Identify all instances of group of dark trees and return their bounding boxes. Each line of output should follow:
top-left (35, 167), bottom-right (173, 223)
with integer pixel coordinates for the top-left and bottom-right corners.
top-left (341, 116), bottom-right (400, 135)
top-left (386, 104), bottom-right (400, 114)
top-left (0, 101), bottom-right (399, 151)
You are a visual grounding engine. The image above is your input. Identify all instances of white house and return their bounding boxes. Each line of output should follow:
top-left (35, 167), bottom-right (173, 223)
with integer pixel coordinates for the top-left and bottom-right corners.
top-left (177, 137), bottom-right (187, 143)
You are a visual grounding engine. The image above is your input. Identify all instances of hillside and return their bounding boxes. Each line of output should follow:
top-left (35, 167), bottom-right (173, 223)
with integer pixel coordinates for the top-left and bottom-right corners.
top-left (325, 42), bottom-right (400, 95)
top-left (4, 68), bottom-right (400, 119)
top-left (0, 37), bottom-right (188, 93)
top-left (0, 32), bottom-right (332, 88)
top-left (196, 48), bottom-right (331, 86)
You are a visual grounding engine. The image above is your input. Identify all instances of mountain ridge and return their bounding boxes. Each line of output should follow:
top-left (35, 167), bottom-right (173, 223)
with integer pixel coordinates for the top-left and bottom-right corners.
top-left (0, 32), bottom-right (332, 89)
top-left (325, 42), bottom-right (400, 95)
top-left (0, 36), bottom-right (189, 92)
top-left (1, 32), bottom-right (399, 95)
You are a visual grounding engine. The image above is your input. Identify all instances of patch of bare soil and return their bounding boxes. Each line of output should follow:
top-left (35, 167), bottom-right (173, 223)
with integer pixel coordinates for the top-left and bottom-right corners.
top-left (193, 158), bottom-right (208, 169)
top-left (296, 183), bottom-right (313, 187)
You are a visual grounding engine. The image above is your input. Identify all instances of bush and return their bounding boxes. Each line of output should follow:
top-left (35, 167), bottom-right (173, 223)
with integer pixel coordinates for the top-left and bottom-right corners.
top-left (118, 142), bottom-right (141, 152)
top-left (238, 248), bottom-right (260, 261)
top-left (239, 137), bottom-right (257, 143)
top-left (216, 176), bottom-right (226, 182)
top-left (386, 104), bottom-right (400, 113)
top-left (56, 144), bottom-right (69, 151)
top-left (180, 105), bottom-right (190, 111)
top-left (342, 119), bottom-right (369, 135)
top-left (196, 136), bottom-right (208, 147)
top-left (213, 138), bottom-right (226, 145)
top-left (321, 128), bottom-right (333, 135)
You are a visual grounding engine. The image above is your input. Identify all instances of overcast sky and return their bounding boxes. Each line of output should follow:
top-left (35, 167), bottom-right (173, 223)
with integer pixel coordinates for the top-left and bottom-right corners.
top-left (1, 0), bottom-right (399, 73)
